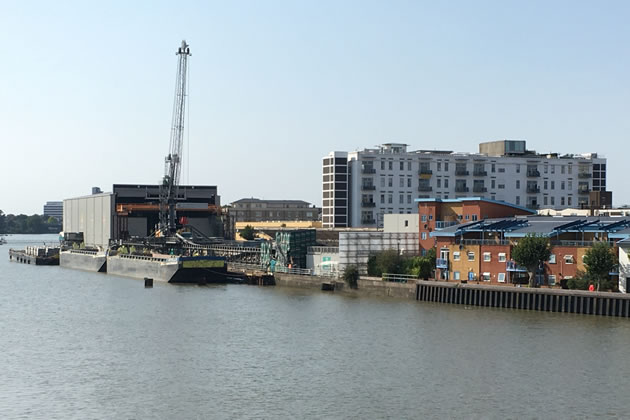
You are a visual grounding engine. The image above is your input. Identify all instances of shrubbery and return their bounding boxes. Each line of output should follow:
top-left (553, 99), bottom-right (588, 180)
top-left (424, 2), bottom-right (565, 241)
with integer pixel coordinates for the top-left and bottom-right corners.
top-left (367, 248), bottom-right (436, 279)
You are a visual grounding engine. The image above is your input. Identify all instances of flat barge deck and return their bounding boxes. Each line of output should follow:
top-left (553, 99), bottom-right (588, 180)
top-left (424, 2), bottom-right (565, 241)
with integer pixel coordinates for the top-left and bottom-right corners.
top-left (9, 246), bottom-right (60, 265)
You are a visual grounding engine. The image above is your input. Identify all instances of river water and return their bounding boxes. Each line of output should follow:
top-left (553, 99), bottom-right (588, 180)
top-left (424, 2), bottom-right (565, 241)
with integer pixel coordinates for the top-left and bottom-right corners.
top-left (2, 234), bottom-right (630, 419)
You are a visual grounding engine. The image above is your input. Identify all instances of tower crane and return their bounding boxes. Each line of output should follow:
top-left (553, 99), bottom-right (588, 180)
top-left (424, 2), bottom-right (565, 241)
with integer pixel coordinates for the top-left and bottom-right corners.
top-left (159, 40), bottom-right (191, 236)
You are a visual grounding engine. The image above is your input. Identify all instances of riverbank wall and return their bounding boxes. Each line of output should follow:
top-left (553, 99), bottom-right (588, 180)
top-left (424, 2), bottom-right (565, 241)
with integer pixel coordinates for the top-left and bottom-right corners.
top-left (417, 281), bottom-right (630, 317)
top-left (274, 273), bottom-right (417, 299)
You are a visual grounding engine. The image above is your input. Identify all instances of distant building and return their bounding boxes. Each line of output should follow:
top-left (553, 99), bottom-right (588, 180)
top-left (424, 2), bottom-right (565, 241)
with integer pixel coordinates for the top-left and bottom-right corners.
top-left (619, 239), bottom-right (630, 293)
top-left (43, 201), bottom-right (63, 221)
top-left (323, 140), bottom-right (610, 228)
top-left (230, 198), bottom-right (320, 222)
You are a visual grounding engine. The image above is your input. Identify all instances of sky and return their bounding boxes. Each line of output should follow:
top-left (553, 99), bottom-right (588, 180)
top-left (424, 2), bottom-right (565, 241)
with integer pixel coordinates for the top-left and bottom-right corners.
top-left (1, 0), bottom-right (629, 214)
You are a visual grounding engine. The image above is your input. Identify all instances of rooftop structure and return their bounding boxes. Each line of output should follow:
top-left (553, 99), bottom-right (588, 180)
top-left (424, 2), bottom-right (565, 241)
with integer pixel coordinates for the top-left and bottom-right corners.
top-left (323, 140), bottom-right (610, 229)
top-left (230, 198), bottom-right (319, 223)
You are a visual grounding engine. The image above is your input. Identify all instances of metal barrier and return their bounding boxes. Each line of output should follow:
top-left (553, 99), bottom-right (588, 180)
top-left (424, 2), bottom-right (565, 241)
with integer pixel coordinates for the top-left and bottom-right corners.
top-left (382, 273), bottom-right (417, 283)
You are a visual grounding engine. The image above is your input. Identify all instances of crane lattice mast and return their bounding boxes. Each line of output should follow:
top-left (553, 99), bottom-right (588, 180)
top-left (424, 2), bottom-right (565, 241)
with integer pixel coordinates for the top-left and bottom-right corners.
top-left (159, 40), bottom-right (191, 235)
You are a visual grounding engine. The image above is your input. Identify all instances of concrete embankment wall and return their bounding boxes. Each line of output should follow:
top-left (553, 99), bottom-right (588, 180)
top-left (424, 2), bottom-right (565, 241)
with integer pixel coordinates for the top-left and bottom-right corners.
top-left (60, 251), bottom-right (106, 272)
top-left (274, 273), bottom-right (416, 299)
top-left (417, 281), bottom-right (630, 317)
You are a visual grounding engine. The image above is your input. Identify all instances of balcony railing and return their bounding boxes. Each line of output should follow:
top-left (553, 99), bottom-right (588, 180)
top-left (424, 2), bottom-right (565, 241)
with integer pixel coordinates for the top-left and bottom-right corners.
top-left (526, 186), bottom-right (540, 193)
top-left (527, 170), bottom-right (541, 177)
top-left (435, 221), bottom-right (458, 229)
top-left (473, 170), bottom-right (488, 176)
top-left (459, 239), bottom-right (511, 246)
top-left (362, 168), bottom-right (376, 174)
top-left (473, 186), bottom-right (487, 193)
top-left (578, 172), bottom-right (592, 178)
top-left (455, 186), bottom-right (469, 192)
top-left (418, 186), bottom-right (433, 192)
top-left (506, 261), bottom-right (528, 272)
top-left (455, 169), bottom-right (469, 176)
top-left (361, 201), bottom-right (376, 207)
top-left (361, 184), bottom-right (376, 190)
top-left (418, 169), bottom-right (433, 175)
top-left (361, 218), bottom-right (376, 224)
top-left (436, 258), bottom-right (448, 269)
top-left (550, 240), bottom-right (615, 247)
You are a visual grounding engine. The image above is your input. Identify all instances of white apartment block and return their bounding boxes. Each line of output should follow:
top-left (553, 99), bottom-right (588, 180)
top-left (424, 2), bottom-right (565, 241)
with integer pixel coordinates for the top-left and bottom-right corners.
top-left (322, 140), bottom-right (609, 228)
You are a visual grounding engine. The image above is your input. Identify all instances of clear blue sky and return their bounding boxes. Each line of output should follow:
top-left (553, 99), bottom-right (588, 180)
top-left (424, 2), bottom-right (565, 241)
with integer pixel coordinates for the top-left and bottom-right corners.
top-left (1, 0), bottom-right (628, 214)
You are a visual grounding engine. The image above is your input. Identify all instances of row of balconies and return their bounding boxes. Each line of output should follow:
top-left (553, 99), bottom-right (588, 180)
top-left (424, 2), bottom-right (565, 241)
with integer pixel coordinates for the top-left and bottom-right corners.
top-left (363, 166), bottom-right (592, 179)
top-left (360, 182), bottom-right (589, 194)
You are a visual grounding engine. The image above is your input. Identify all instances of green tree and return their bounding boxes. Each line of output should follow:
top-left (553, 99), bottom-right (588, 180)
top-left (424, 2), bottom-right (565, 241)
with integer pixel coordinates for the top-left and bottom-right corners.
top-left (240, 225), bottom-right (256, 240)
top-left (511, 234), bottom-right (551, 288)
top-left (583, 242), bottom-right (616, 291)
top-left (367, 249), bottom-right (405, 277)
top-left (0, 209), bottom-right (5, 233)
top-left (343, 265), bottom-right (359, 289)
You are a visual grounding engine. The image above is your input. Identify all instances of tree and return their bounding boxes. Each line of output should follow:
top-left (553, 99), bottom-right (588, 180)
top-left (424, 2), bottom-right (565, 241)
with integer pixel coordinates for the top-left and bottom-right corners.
top-left (583, 242), bottom-right (616, 291)
top-left (240, 225), bottom-right (256, 240)
top-left (0, 209), bottom-right (5, 233)
top-left (511, 234), bottom-right (551, 288)
top-left (367, 249), bottom-right (405, 277)
top-left (343, 265), bottom-right (359, 289)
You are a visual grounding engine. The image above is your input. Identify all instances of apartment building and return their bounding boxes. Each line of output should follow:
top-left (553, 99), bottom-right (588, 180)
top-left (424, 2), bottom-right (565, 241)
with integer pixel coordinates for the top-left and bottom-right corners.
top-left (431, 216), bottom-right (629, 286)
top-left (322, 140), bottom-right (610, 228)
top-left (43, 201), bottom-right (63, 222)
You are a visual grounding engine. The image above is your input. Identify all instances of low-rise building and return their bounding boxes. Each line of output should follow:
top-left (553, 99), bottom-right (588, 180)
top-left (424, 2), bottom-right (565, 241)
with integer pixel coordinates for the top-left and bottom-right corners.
top-left (43, 201), bottom-right (63, 222)
top-left (416, 197), bottom-right (535, 252)
top-left (619, 239), bottom-right (630, 293)
top-left (431, 216), bottom-right (630, 286)
top-left (230, 198), bottom-right (320, 222)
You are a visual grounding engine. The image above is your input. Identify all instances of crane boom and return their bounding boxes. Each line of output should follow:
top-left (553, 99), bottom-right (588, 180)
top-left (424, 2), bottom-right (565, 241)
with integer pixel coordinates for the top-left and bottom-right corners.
top-left (159, 40), bottom-right (191, 235)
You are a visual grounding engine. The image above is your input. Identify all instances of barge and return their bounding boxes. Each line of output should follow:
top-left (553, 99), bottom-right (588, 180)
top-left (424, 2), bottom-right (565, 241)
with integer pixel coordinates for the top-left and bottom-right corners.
top-left (9, 246), bottom-right (60, 265)
top-left (59, 249), bottom-right (107, 272)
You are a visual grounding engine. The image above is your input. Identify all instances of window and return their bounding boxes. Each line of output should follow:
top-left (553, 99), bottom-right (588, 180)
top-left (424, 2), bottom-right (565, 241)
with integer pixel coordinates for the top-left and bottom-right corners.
top-left (388, 178), bottom-right (393, 187)
top-left (467, 252), bottom-right (475, 261)
top-left (437, 178), bottom-right (442, 188)
top-left (549, 254), bottom-right (556, 264)
top-left (388, 161), bottom-right (393, 170)
top-left (498, 184), bottom-right (505, 189)
top-left (548, 275), bottom-right (556, 286)
top-left (444, 162), bottom-right (449, 171)
top-left (465, 214), bottom-right (470, 220)
top-left (482, 272), bottom-right (491, 281)
top-left (421, 232), bottom-right (427, 240)
top-left (381, 177), bottom-right (385, 187)
top-left (407, 178), bottom-right (412, 188)
top-left (516, 164), bottom-right (520, 173)
top-left (498, 253), bottom-right (506, 262)
top-left (491, 179), bottom-right (496, 188)
top-left (561, 197), bottom-right (565, 206)
top-left (421, 215), bottom-right (427, 222)
top-left (381, 161), bottom-right (385, 170)
top-left (544, 180), bottom-right (548, 190)
top-left (551, 197), bottom-right (555, 205)
top-left (561, 165), bottom-right (565, 174)
top-left (454, 271), bottom-right (460, 280)
top-left (404, 220), bottom-right (408, 227)
top-left (472, 214), bottom-right (478, 221)
top-left (437, 162), bottom-right (442, 171)
top-left (491, 163), bottom-right (496, 173)
top-left (399, 194), bottom-right (404, 204)
top-left (498, 273), bottom-right (506, 283)
top-left (568, 197), bottom-right (572, 206)
top-left (498, 167), bottom-right (505, 173)
top-left (544, 196), bottom-right (548, 205)
top-left (516, 196), bottom-right (520, 205)
top-left (561, 181), bottom-right (565, 190)
top-left (444, 179), bottom-right (449, 188)
top-left (380, 194), bottom-right (385, 204)
top-left (400, 161), bottom-right (404, 170)
top-left (516, 180), bottom-right (520, 189)
top-left (544, 164), bottom-right (548, 174)
top-left (551, 165), bottom-right (555, 174)
top-left (564, 255), bottom-right (574, 264)
top-left (453, 252), bottom-right (460, 261)
top-left (568, 180), bottom-right (572, 190)
top-left (407, 194), bottom-right (411, 204)
top-left (407, 161), bottom-right (411, 171)
top-left (483, 252), bottom-right (491, 262)
top-left (388, 194), bottom-right (392, 204)
top-left (551, 181), bottom-right (555, 190)
top-left (400, 178), bottom-right (404, 187)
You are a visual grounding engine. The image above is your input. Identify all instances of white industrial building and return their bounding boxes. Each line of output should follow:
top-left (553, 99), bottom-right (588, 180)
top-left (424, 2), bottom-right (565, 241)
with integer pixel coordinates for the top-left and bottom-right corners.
top-left (322, 140), bottom-right (609, 228)
top-left (619, 238), bottom-right (630, 293)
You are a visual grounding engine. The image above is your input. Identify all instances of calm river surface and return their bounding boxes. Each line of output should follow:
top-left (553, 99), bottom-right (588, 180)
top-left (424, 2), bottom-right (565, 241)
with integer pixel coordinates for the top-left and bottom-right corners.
top-left (2, 234), bottom-right (630, 419)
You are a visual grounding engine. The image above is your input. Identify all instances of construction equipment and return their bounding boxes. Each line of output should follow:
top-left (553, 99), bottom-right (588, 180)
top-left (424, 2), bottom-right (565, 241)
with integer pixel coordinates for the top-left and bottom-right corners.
top-left (159, 40), bottom-right (191, 236)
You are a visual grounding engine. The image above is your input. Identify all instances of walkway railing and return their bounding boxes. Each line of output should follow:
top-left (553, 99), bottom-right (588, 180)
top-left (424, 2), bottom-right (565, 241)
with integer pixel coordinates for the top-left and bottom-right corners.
top-left (382, 273), bottom-right (417, 283)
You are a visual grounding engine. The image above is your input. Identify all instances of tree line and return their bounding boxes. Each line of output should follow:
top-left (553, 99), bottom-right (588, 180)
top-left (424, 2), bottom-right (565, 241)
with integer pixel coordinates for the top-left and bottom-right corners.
top-left (0, 210), bottom-right (61, 234)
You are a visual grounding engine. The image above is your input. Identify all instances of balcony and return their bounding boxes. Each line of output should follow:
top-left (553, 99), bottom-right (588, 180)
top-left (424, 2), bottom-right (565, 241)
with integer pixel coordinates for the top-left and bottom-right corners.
top-left (435, 221), bottom-right (458, 229)
top-left (361, 168), bottom-right (376, 174)
top-left (578, 186), bottom-right (590, 194)
top-left (418, 185), bottom-right (433, 192)
top-left (527, 203), bottom-right (540, 210)
top-left (473, 186), bottom-right (487, 193)
top-left (361, 218), bottom-right (376, 224)
top-left (526, 185), bottom-right (540, 193)
top-left (527, 170), bottom-right (541, 177)
top-left (361, 184), bottom-right (376, 191)
top-left (473, 170), bottom-right (488, 176)
top-left (418, 169), bottom-right (433, 175)
top-left (436, 258), bottom-right (448, 269)
top-left (455, 186), bottom-right (469, 193)
top-left (455, 169), bottom-right (469, 176)
top-left (506, 261), bottom-right (528, 272)
top-left (578, 172), bottom-right (592, 179)
top-left (361, 201), bottom-right (376, 207)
